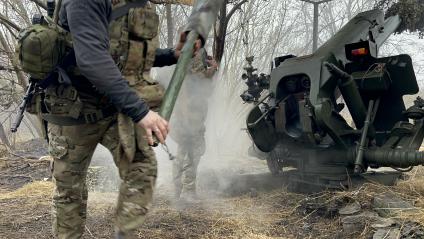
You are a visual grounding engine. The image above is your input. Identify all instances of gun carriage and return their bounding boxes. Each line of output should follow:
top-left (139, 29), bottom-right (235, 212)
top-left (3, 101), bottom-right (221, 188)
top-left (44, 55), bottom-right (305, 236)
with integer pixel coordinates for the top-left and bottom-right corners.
top-left (242, 10), bottom-right (424, 192)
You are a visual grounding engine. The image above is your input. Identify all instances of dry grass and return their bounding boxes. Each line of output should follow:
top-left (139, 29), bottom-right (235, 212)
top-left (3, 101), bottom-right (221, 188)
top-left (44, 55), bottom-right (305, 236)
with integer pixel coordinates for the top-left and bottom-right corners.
top-left (309, 167), bottom-right (424, 238)
top-left (1, 167), bottom-right (424, 238)
top-left (135, 188), bottom-right (342, 239)
top-left (0, 181), bottom-right (53, 200)
top-left (0, 181), bottom-right (53, 239)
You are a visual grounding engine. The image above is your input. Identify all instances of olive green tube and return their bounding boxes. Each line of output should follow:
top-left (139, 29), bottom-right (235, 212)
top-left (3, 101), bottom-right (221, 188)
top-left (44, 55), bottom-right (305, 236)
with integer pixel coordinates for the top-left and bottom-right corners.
top-left (159, 31), bottom-right (198, 120)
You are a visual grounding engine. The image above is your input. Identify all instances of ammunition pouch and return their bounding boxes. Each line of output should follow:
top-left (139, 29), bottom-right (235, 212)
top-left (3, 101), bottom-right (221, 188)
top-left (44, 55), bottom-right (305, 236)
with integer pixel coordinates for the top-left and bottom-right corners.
top-left (128, 6), bottom-right (159, 40)
top-left (109, 2), bottom-right (162, 108)
top-left (44, 85), bottom-right (81, 118)
top-left (41, 84), bottom-right (116, 125)
top-left (134, 80), bottom-right (164, 110)
top-left (123, 40), bottom-right (146, 82)
top-left (110, 4), bottom-right (159, 67)
top-left (25, 90), bottom-right (43, 115)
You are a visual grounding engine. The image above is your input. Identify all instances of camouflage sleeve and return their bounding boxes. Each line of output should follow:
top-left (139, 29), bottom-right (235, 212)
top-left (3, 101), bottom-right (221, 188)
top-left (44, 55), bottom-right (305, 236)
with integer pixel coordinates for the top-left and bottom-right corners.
top-left (153, 48), bottom-right (178, 67)
top-left (64, 0), bottom-right (149, 122)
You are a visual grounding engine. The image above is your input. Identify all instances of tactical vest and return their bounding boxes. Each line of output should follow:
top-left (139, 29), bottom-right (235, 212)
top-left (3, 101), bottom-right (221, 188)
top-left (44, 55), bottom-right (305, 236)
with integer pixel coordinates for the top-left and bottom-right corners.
top-left (109, 0), bottom-right (164, 109)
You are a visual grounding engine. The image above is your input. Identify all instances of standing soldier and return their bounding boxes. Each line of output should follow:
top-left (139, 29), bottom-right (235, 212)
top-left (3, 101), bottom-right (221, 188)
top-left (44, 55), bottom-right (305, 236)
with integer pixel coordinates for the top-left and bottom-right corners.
top-left (43, 0), bottom-right (189, 238)
top-left (171, 49), bottom-right (218, 202)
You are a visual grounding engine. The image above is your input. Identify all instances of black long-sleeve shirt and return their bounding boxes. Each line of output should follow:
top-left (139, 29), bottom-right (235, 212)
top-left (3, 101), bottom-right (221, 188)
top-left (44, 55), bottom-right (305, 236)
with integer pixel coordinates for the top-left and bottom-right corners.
top-left (59, 0), bottom-right (176, 122)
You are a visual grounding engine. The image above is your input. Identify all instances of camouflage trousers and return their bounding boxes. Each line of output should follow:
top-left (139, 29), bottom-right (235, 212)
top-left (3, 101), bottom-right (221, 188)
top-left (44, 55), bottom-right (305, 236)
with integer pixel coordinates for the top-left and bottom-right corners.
top-left (172, 135), bottom-right (205, 198)
top-left (48, 115), bottom-right (157, 239)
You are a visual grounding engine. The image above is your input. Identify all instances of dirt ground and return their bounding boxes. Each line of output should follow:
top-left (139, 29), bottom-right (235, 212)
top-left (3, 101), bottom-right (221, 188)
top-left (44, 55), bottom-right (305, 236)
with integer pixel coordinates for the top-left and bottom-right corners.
top-left (1, 141), bottom-right (424, 239)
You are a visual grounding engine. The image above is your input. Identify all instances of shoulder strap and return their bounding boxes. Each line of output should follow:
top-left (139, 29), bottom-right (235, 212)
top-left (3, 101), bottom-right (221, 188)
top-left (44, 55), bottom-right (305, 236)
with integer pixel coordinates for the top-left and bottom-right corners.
top-left (111, 0), bottom-right (149, 21)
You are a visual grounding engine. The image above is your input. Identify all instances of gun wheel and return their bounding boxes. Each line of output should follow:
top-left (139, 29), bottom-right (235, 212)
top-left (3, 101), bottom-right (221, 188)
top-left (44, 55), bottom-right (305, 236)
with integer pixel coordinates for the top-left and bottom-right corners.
top-left (267, 149), bottom-right (284, 175)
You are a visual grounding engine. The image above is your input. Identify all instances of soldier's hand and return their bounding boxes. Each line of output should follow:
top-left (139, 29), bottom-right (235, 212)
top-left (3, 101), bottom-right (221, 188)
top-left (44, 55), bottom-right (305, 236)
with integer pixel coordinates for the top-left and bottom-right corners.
top-left (174, 32), bottom-right (202, 59)
top-left (137, 110), bottom-right (169, 145)
top-left (206, 56), bottom-right (218, 71)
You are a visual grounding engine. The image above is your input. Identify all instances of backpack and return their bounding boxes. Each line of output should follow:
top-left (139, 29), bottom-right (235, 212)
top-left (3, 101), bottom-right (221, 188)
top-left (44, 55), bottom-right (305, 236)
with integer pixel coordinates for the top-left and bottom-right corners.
top-left (16, 16), bottom-right (70, 80)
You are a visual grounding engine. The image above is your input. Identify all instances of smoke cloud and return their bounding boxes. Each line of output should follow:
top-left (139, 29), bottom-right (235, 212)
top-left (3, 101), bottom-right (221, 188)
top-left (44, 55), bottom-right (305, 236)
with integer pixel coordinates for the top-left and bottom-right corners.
top-left (89, 63), bottom-right (268, 200)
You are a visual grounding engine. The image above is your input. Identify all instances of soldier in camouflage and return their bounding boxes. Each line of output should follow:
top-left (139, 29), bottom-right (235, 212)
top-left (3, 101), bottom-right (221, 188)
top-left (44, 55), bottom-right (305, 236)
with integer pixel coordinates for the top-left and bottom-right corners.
top-left (171, 48), bottom-right (218, 201)
top-left (46, 0), bottom-right (197, 238)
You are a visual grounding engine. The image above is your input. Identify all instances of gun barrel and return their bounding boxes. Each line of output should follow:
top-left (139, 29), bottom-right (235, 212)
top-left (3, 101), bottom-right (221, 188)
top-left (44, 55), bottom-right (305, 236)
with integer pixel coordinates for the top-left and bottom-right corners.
top-left (364, 149), bottom-right (424, 168)
top-left (10, 113), bottom-right (24, 133)
top-left (11, 81), bottom-right (35, 133)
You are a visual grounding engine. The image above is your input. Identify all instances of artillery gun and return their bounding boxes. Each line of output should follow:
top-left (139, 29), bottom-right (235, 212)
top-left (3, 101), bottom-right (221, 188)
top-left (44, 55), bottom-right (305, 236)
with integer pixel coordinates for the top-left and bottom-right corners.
top-left (243, 9), bottom-right (424, 192)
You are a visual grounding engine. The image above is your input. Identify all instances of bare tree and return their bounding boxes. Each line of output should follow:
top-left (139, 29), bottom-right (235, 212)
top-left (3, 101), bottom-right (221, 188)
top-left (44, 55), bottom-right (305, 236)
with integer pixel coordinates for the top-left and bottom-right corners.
top-left (213, 0), bottom-right (248, 63)
top-left (0, 0), bottom-right (42, 142)
top-left (165, 4), bottom-right (174, 48)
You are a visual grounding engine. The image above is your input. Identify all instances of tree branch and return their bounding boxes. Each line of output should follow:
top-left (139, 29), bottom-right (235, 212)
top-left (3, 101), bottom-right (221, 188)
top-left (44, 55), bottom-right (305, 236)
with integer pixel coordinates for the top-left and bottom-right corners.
top-left (29, 0), bottom-right (47, 10)
top-left (150, 0), bottom-right (194, 5)
top-left (3, 25), bottom-right (18, 39)
top-left (226, 0), bottom-right (248, 25)
top-left (0, 13), bottom-right (21, 32)
top-left (0, 31), bottom-right (27, 88)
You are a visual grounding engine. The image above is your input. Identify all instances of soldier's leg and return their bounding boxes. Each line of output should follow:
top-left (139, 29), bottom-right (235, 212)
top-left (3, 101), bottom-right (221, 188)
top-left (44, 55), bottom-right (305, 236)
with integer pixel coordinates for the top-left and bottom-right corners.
top-left (102, 121), bottom-right (157, 234)
top-left (172, 144), bottom-right (187, 198)
top-left (180, 135), bottom-right (206, 196)
top-left (49, 120), bottom-right (110, 239)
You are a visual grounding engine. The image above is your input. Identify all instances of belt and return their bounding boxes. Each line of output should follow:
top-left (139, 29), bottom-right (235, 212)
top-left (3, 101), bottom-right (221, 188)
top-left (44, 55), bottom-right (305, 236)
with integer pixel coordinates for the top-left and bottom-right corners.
top-left (42, 105), bottom-right (117, 126)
